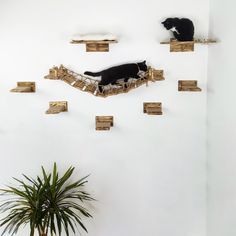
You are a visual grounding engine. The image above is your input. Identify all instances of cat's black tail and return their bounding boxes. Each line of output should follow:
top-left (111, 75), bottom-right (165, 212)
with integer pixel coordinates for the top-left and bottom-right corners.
top-left (84, 71), bottom-right (102, 77)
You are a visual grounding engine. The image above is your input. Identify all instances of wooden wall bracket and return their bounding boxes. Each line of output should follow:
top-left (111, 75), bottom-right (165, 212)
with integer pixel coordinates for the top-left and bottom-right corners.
top-left (178, 80), bottom-right (201, 92)
top-left (160, 38), bottom-right (217, 52)
top-left (96, 116), bottom-right (114, 130)
top-left (148, 68), bottom-right (165, 81)
top-left (143, 102), bottom-right (163, 115)
top-left (10, 82), bottom-right (35, 93)
top-left (70, 40), bottom-right (118, 52)
top-left (45, 101), bottom-right (68, 114)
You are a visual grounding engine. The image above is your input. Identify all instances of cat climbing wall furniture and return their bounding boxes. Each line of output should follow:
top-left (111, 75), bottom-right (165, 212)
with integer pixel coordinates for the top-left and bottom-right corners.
top-left (44, 65), bottom-right (164, 98)
top-left (70, 34), bottom-right (118, 52)
top-left (45, 101), bottom-right (68, 114)
top-left (143, 102), bottom-right (163, 115)
top-left (10, 82), bottom-right (35, 93)
top-left (178, 80), bottom-right (201, 92)
top-left (96, 116), bottom-right (114, 131)
top-left (160, 38), bottom-right (217, 52)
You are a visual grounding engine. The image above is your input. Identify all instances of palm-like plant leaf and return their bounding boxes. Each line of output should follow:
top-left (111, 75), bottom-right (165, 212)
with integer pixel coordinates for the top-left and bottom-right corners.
top-left (0, 163), bottom-right (94, 236)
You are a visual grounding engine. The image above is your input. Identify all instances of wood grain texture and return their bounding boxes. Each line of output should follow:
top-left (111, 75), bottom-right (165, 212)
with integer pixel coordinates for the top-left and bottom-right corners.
top-left (96, 116), bottom-right (113, 130)
top-left (86, 43), bottom-right (109, 52)
top-left (45, 101), bottom-right (68, 114)
top-left (143, 102), bottom-right (163, 115)
top-left (10, 82), bottom-right (35, 93)
top-left (178, 80), bottom-right (202, 92)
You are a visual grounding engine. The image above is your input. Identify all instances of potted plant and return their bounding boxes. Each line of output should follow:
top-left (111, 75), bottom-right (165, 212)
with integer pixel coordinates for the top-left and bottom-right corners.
top-left (0, 163), bottom-right (94, 236)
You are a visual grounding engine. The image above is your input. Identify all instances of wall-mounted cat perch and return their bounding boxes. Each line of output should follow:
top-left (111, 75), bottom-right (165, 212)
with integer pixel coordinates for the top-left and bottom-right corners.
top-left (178, 80), bottom-right (201, 92)
top-left (44, 65), bottom-right (164, 98)
top-left (96, 116), bottom-right (114, 131)
top-left (10, 82), bottom-right (35, 93)
top-left (143, 102), bottom-right (163, 115)
top-left (45, 101), bottom-right (68, 114)
top-left (160, 38), bottom-right (217, 52)
top-left (70, 34), bottom-right (118, 52)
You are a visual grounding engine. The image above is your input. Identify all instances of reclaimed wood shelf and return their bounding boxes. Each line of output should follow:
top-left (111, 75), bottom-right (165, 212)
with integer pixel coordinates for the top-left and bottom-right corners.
top-left (143, 102), bottom-right (163, 115)
top-left (96, 116), bottom-right (114, 130)
top-left (178, 80), bottom-right (201, 92)
top-left (10, 82), bottom-right (35, 93)
top-left (160, 38), bottom-right (217, 52)
top-left (45, 101), bottom-right (68, 114)
top-left (70, 39), bottom-right (118, 52)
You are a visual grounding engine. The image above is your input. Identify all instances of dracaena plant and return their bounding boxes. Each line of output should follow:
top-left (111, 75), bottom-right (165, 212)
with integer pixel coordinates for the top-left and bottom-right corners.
top-left (0, 163), bottom-right (94, 236)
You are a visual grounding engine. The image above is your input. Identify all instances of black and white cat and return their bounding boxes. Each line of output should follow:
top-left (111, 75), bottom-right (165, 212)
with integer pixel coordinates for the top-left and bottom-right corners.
top-left (84, 61), bottom-right (148, 92)
top-left (162, 17), bottom-right (194, 41)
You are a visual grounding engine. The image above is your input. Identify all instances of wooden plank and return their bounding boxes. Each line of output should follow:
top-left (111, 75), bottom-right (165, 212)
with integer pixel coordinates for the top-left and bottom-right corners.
top-left (86, 43), bottom-right (109, 52)
top-left (170, 40), bottom-right (194, 52)
top-left (148, 68), bottom-right (165, 81)
top-left (178, 80), bottom-right (201, 92)
top-left (71, 40), bottom-right (118, 44)
top-left (96, 116), bottom-right (113, 130)
top-left (143, 102), bottom-right (162, 115)
top-left (10, 82), bottom-right (35, 93)
top-left (46, 101), bottom-right (68, 114)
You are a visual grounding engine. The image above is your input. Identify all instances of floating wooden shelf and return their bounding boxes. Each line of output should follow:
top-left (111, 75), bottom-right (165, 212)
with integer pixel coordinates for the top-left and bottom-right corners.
top-left (96, 116), bottom-right (114, 130)
top-left (10, 82), bottom-right (35, 93)
top-left (70, 40), bottom-right (118, 52)
top-left (160, 38), bottom-right (217, 52)
top-left (178, 80), bottom-right (201, 92)
top-left (45, 101), bottom-right (68, 114)
top-left (143, 102), bottom-right (163, 115)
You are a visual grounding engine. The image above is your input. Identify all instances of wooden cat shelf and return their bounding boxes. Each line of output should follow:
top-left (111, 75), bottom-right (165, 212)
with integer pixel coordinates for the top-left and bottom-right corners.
top-left (10, 82), bottom-right (35, 93)
top-left (45, 101), bottom-right (68, 114)
top-left (160, 38), bottom-right (217, 52)
top-left (143, 102), bottom-right (163, 115)
top-left (96, 116), bottom-right (114, 131)
top-left (44, 65), bottom-right (164, 98)
top-left (70, 34), bottom-right (118, 52)
top-left (178, 80), bottom-right (201, 92)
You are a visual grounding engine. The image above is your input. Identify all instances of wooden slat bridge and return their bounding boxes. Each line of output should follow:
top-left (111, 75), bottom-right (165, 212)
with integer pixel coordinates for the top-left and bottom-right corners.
top-left (44, 65), bottom-right (164, 98)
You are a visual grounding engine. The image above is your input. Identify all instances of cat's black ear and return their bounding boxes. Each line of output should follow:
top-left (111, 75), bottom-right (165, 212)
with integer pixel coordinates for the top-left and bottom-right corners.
top-left (143, 60), bottom-right (146, 64)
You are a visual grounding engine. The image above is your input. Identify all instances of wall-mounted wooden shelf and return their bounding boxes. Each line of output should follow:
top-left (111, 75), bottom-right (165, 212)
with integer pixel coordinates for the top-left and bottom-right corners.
top-left (160, 38), bottom-right (217, 52)
top-left (143, 102), bottom-right (163, 115)
top-left (10, 82), bottom-right (35, 93)
top-left (148, 68), bottom-right (165, 81)
top-left (71, 39), bottom-right (118, 52)
top-left (45, 101), bottom-right (68, 114)
top-left (178, 80), bottom-right (201, 92)
top-left (96, 116), bottom-right (114, 130)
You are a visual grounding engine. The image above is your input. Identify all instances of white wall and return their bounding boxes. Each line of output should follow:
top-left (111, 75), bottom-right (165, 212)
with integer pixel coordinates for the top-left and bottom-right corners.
top-left (0, 1), bottom-right (209, 236)
top-left (208, 0), bottom-right (236, 236)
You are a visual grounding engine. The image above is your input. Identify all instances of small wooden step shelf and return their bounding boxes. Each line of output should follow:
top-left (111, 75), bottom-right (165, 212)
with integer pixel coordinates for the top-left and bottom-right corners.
top-left (143, 102), bottom-right (163, 115)
top-left (96, 116), bottom-right (114, 130)
top-left (178, 80), bottom-right (201, 92)
top-left (148, 68), bottom-right (165, 81)
top-left (10, 82), bottom-right (35, 93)
top-left (45, 101), bottom-right (68, 114)
top-left (160, 38), bottom-right (217, 52)
top-left (70, 39), bottom-right (118, 52)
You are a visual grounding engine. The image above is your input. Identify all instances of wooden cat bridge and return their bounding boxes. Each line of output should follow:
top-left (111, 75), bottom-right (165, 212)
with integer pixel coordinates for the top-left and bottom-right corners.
top-left (44, 65), bottom-right (164, 97)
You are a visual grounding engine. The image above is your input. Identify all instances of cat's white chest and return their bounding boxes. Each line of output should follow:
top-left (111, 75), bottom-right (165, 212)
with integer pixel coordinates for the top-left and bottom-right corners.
top-left (170, 27), bottom-right (179, 34)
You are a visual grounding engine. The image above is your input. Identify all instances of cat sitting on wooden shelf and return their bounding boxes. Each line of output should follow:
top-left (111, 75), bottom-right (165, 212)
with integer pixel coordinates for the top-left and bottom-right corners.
top-left (84, 61), bottom-right (148, 93)
top-left (162, 17), bottom-right (194, 41)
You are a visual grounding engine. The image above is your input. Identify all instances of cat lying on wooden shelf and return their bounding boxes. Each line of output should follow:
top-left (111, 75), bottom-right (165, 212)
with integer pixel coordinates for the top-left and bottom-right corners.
top-left (162, 17), bottom-right (194, 41)
top-left (84, 61), bottom-right (148, 93)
